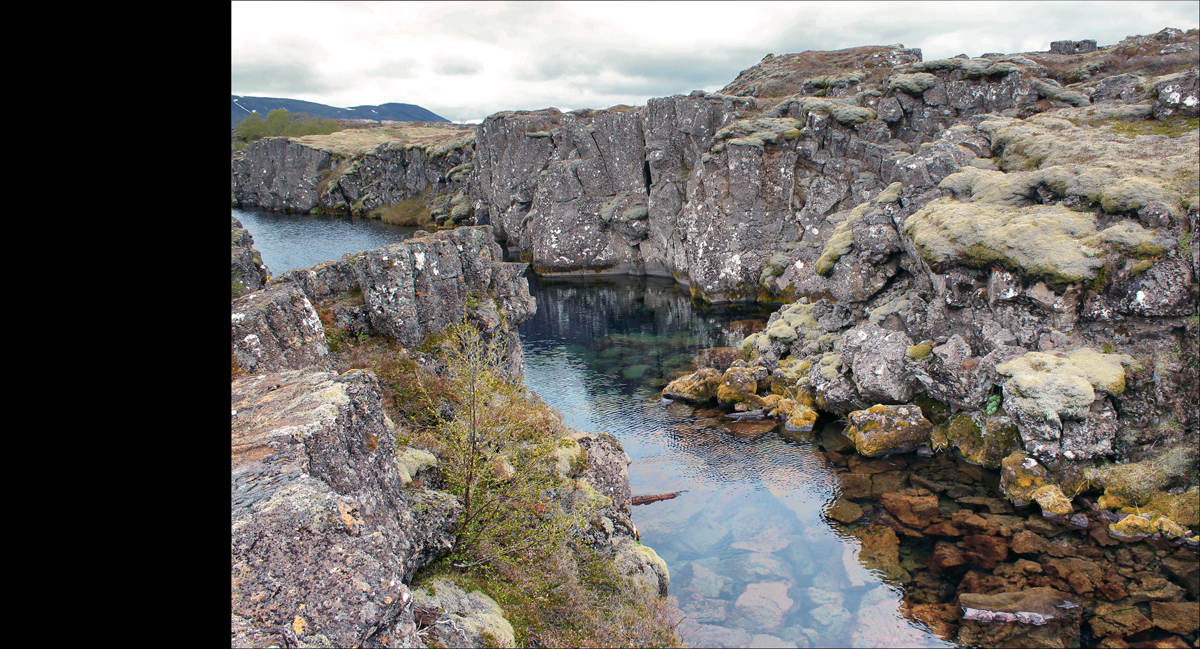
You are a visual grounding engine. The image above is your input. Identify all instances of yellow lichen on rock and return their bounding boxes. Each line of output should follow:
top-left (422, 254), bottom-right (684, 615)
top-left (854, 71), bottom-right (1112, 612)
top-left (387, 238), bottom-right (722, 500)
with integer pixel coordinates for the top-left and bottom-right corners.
top-left (1110, 513), bottom-right (1157, 537)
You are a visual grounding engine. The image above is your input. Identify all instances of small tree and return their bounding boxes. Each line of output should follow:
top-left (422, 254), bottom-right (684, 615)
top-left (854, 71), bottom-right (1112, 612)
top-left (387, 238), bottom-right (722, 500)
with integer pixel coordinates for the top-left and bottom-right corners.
top-left (436, 323), bottom-right (578, 571)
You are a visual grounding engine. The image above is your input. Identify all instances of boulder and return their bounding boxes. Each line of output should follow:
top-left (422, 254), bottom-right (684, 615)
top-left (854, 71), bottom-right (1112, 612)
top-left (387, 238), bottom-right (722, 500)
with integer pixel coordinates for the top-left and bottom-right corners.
top-left (662, 367), bottom-right (723, 402)
top-left (880, 488), bottom-right (940, 528)
top-left (995, 351), bottom-right (1129, 460)
top-left (843, 404), bottom-right (932, 456)
top-left (717, 366), bottom-right (759, 404)
top-left (733, 581), bottom-right (795, 633)
top-left (957, 587), bottom-right (1081, 649)
top-left (413, 578), bottom-right (516, 648)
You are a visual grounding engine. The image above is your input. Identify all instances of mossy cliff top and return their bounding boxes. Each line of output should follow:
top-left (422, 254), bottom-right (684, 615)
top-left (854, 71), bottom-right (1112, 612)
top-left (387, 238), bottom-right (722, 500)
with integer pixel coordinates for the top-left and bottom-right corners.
top-left (293, 123), bottom-right (477, 158)
top-left (979, 111), bottom-right (1199, 214)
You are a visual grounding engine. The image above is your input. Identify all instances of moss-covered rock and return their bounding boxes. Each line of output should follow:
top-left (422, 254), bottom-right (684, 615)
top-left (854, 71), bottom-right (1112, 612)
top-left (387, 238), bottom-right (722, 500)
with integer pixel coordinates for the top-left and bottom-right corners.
top-left (996, 352), bottom-right (1097, 423)
top-left (1090, 446), bottom-right (1198, 523)
top-left (931, 413), bottom-right (1022, 469)
top-left (905, 197), bottom-right (1105, 290)
top-left (717, 366), bottom-right (759, 405)
top-left (396, 447), bottom-right (438, 485)
top-left (887, 72), bottom-right (940, 95)
top-left (978, 111), bottom-right (1198, 218)
top-left (413, 577), bottom-right (517, 648)
top-left (844, 404), bottom-right (933, 457)
top-left (662, 367), bottom-right (723, 402)
top-left (1066, 348), bottom-right (1132, 396)
top-left (613, 541), bottom-right (670, 597)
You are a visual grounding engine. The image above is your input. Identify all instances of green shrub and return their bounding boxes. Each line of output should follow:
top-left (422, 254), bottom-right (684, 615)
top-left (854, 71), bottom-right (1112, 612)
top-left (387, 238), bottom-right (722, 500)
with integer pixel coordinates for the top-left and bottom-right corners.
top-left (436, 324), bottom-right (580, 571)
top-left (235, 109), bottom-right (342, 142)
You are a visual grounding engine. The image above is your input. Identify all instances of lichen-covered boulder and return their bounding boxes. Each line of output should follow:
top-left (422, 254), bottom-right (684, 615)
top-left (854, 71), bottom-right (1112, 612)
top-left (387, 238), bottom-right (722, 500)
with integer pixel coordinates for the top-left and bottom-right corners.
top-left (839, 323), bottom-right (914, 403)
top-left (413, 578), bottom-right (516, 648)
top-left (995, 350), bottom-right (1129, 460)
top-left (809, 353), bottom-right (866, 414)
top-left (231, 282), bottom-right (328, 374)
top-left (613, 541), bottom-right (670, 597)
top-left (662, 367), bottom-right (723, 402)
top-left (1152, 67), bottom-right (1199, 120)
top-left (743, 300), bottom-right (841, 370)
top-left (843, 404), bottom-right (932, 457)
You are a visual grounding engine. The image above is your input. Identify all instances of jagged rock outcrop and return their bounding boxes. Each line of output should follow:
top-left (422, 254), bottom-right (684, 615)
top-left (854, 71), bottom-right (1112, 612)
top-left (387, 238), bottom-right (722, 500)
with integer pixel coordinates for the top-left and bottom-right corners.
top-left (232, 216), bottom-right (268, 298)
top-left (234, 226), bottom-right (536, 377)
top-left (232, 125), bottom-right (476, 224)
top-left (233, 29), bottom-right (1198, 532)
top-left (231, 367), bottom-right (461, 648)
top-left (231, 282), bottom-right (328, 374)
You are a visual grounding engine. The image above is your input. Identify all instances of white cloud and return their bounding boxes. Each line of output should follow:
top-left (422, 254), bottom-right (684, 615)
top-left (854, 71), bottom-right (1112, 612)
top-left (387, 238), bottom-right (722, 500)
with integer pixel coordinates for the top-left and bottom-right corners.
top-left (231, 1), bottom-right (1200, 123)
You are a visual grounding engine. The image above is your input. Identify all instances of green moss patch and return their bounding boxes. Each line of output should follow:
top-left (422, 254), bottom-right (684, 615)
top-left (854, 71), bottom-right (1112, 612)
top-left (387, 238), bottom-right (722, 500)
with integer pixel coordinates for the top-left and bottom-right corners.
top-left (996, 352), bottom-right (1096, 422)
top-left (905, 197), bottom-right (1104, 290)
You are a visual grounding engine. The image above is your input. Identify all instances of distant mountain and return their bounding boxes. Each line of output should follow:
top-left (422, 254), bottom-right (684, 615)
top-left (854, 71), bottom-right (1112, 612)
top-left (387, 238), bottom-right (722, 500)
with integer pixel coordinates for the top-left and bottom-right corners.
top-left (231, 95), bottom-right (450, 127)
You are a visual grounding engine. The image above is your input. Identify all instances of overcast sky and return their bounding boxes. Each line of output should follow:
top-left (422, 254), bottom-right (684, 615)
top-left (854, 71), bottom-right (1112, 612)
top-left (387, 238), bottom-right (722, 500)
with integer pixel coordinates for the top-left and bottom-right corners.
top-left (231, 1), bottom-right (1200, 123)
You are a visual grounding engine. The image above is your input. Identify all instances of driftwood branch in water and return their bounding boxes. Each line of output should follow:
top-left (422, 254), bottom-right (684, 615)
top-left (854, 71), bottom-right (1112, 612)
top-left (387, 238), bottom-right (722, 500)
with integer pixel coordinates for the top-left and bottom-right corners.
top-left (631, 491), bottom-right (687, 506)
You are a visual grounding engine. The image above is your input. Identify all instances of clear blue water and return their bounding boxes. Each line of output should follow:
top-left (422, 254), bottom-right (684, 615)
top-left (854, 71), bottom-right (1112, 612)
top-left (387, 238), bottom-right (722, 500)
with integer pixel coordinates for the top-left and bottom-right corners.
top-left (518, 275), bottom-right (952, 648)
top-left (232, 207), bottom-right (424, 277)
top-left (234, 210), bottom-right (953, 648)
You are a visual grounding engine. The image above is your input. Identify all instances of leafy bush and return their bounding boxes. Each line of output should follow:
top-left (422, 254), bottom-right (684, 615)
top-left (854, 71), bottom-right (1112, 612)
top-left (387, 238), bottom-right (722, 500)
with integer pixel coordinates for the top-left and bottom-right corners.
top-left (435, 323), bottom-right (580, 571)
top-left (235, 109), bottom-right (341, 142)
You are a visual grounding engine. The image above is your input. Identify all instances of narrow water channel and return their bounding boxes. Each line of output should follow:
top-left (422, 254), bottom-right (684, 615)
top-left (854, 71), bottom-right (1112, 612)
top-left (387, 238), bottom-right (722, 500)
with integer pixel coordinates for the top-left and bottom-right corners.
top-left (518, 274), bottom-right (953, 648)
top-left (233, 209), bottom-right (953, 647)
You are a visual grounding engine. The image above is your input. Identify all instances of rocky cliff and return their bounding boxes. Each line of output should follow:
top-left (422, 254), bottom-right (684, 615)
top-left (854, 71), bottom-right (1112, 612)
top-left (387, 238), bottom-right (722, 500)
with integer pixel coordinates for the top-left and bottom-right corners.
top-left (232, 123), bottom-right (476, 225)
top-left (230, 226), bottom-right (678, 646)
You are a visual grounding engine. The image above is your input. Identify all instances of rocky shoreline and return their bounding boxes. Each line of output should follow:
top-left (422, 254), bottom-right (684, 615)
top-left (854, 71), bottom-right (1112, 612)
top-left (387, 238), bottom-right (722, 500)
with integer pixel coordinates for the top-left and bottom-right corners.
top-left (233, 27), bottom-right (1198, 648)
top-left (231, 224), bottom-right (675, 647)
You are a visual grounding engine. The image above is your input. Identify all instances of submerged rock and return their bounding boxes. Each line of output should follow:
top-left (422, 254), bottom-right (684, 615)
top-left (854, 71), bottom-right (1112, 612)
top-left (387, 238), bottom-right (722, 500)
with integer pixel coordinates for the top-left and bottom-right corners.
top-left (957, 587), bottom-right (1081, 648)
top-left (844, 404), bottom-right (933, 457)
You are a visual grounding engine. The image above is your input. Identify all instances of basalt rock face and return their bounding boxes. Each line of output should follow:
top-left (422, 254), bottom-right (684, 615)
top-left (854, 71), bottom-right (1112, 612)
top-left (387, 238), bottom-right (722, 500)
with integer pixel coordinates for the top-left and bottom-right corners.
top-left (316, 135), bottom-right (475, 223)
top-left (238, 226), bottom-right (536, 378)
top-left (232, 126), bottom-right (475, 224)
top-left (468, 47), bottom-right (1149, 304)
top-left (232, 137), bottom-right (332, 212)
top-left (231, 367), bottom-right (461, 648)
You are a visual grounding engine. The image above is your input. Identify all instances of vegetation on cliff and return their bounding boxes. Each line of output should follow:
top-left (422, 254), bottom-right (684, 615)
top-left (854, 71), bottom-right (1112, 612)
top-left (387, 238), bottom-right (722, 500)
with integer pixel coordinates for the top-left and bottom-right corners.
top-left (322, 320), bottom-right (684, 647)
top-left (233, 108), bottom-right (341, 147)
